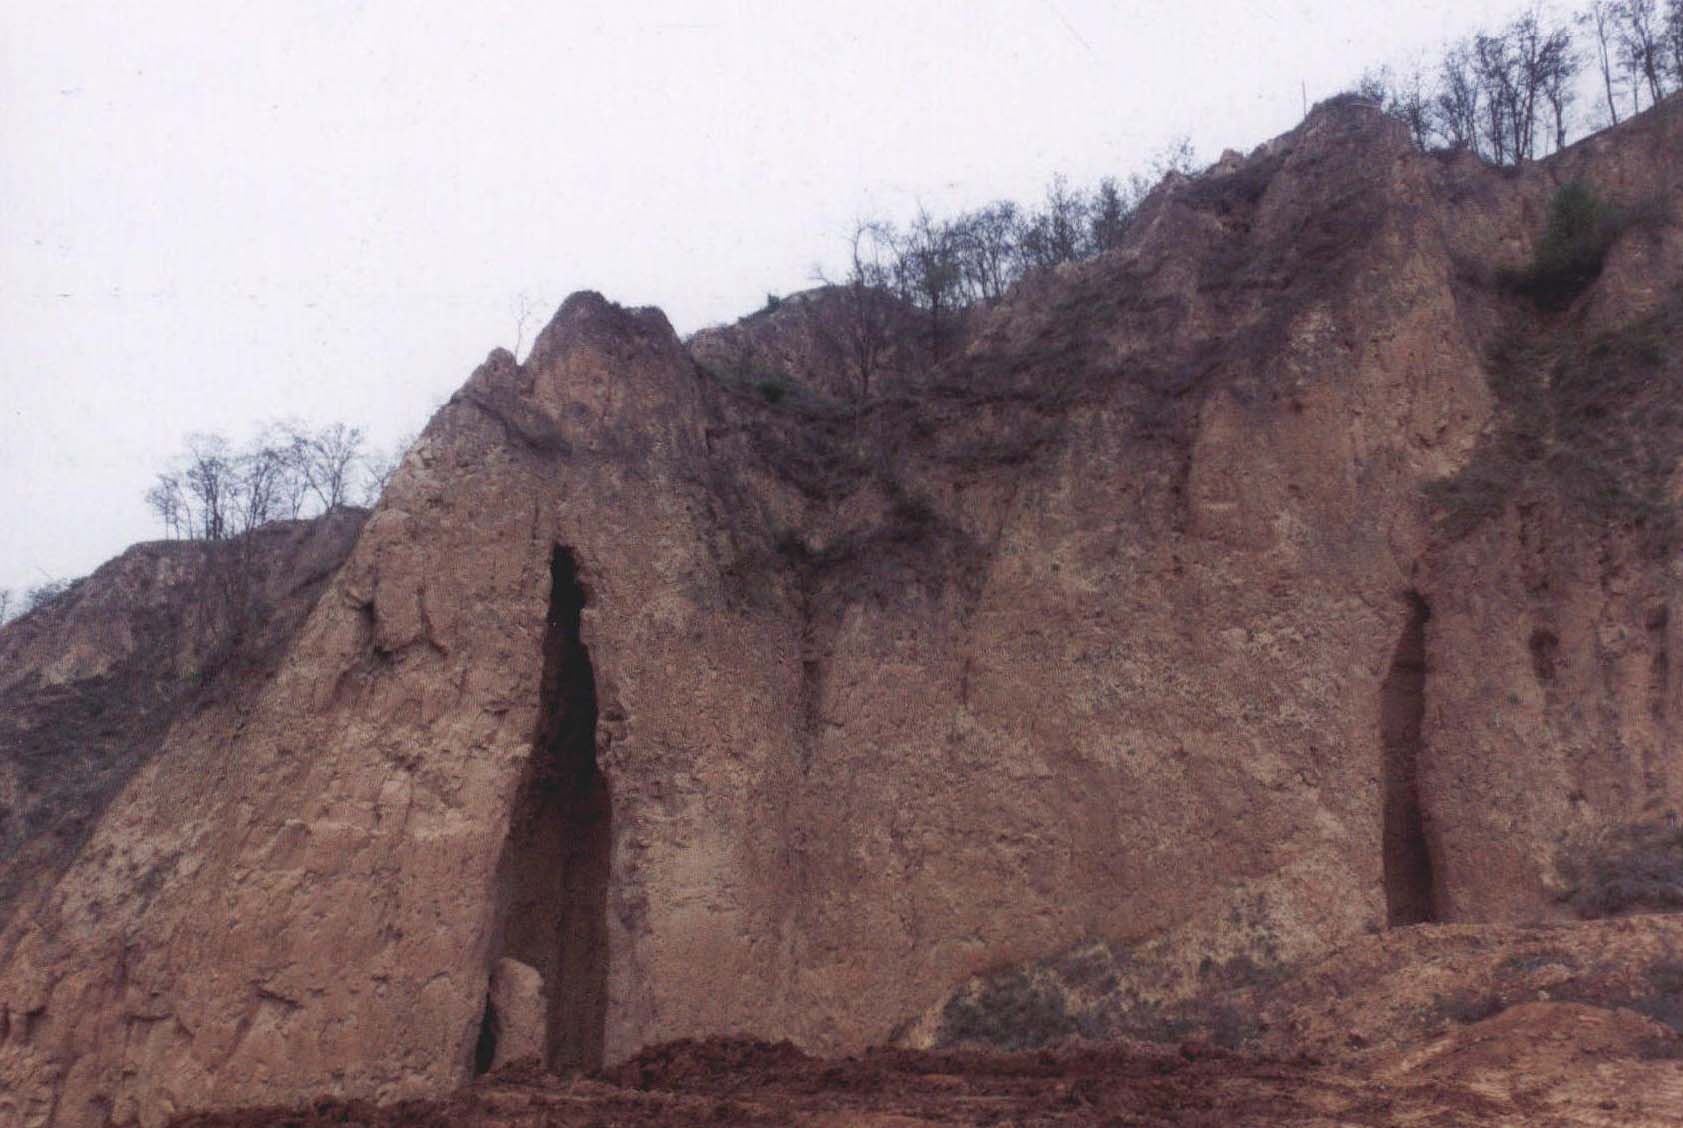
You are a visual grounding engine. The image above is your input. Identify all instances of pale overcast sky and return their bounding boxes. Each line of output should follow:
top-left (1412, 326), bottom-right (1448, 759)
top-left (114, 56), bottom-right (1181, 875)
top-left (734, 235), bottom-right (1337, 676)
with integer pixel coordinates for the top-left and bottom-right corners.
top-left (3, 0), bottom-right (1540, 595)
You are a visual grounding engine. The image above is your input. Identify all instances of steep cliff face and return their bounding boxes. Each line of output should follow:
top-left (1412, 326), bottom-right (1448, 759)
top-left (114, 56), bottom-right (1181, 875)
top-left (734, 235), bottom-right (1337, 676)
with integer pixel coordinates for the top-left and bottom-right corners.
top-left (0, 98), bottom-right (1679, 1126)
top-left (1416, 108), bottom-right (1683, 923)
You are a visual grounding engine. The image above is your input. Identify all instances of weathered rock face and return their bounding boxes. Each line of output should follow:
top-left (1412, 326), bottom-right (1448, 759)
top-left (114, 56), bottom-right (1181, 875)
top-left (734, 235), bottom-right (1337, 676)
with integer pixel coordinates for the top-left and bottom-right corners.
top-left (687, 284), bottom-right (937, 403)
top-left (0, 514), bottom-right (366, 934)
top-left (1393, 104), bottom-right (1683, 931)
top-left (1, 98), bottom-right (1680, 1126)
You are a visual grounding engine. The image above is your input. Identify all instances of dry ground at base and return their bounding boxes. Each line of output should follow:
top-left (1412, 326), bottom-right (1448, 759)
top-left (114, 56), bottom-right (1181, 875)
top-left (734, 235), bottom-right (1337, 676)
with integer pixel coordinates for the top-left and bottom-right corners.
top-left (169, 1000), bottom-right (1681, 1128)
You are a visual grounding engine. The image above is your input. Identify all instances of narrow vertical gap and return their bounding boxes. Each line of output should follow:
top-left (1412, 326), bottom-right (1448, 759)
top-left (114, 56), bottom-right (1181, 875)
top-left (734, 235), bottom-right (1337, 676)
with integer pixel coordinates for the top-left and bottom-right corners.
top-left (1381, 591), bottom-right (1437, 927)
top-left (472, 1000), bottom-right (498, 1075)
top-left (1645, 605), bottom-right (1669, 796)
top-left (484, 546), bottom-right (610, 1073)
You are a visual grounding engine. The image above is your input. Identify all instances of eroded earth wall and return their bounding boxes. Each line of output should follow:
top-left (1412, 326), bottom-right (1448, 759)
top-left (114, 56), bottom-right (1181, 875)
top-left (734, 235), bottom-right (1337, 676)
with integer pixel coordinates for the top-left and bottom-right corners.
top-left (0, 97), bottom-right (1679, 1126)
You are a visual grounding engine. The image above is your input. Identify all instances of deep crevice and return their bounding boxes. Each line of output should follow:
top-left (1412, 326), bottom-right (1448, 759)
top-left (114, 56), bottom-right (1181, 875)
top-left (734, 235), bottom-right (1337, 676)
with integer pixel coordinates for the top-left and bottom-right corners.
top-left (1381, 591), bottom-right (1437, 927)
top-left (472, 999), bottom-right (498, 1075)
top-left (483, 546), bottom-right (610, 1073)
top-left (1645, 605), bottom-right (1670, 796)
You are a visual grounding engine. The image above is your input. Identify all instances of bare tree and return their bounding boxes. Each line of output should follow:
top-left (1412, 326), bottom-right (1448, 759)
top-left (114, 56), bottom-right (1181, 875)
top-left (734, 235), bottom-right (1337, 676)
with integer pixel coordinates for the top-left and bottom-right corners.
top-left (1434, 10), bottom-right (1581, 166)
top-left (891, 207), bottom-right (967, 362)
top-left (813, 220), bottom-right (902, 398)
top-left (1539, 21), bottom-right (1584, 152)
top-left (1504, 10), bottom-right (1580, 160)
top-left (360, 434), bottom-right (413, 506)
top-left (1615, 0), bottom-right (1668, 108)
top-left (1380, 59), bottom-right (1438, 149)
top-left (1018, 174), bottom-right (1091, 274)
top-left (182, 433), bottom-right (237, 542)
top-left (146, 475), bottom-right (186, 539)
top-left (1360, 8), bottom-right (1643, 160)
top-left (844, 221), bottom-right (901, 393)
top-left (1089, 178), bottom-right (1130, 253)
top-left (138, 421), bottom-right (378, 650)
top-left (287, 422), bottom-right (366, 512)
top-left (511, 291), bottom-right (541, 361)
top-left (235, 439), bottom-right (292, 535)
top-left (1435, 41), bottom-right (1485, 153)
top-left (1150, 136), bottom-right (1199, 179)
top-left (1506, 11), bottom-right (1549, 161)
top-left (147, 422), bottom-right (375, 542)
top-left (1354, 66), bottom-right (1391, 102)
top-left (953, 201), bottom-right (1025, 303)
top-left (1473, 30), bottom-right (1519, 163)
top-left (1667, 0), bottom-right (1683, 85)
top-left (23, 579), bottom-right (70, 614)
top-left (1582, 1), bottom-right (1627, 124)
top-left (807, 141), bottom-right (1200, 382)
top-left (0, 588), bottom-right (13, 625)
top-left (257, 422), bottom-right (313, 518)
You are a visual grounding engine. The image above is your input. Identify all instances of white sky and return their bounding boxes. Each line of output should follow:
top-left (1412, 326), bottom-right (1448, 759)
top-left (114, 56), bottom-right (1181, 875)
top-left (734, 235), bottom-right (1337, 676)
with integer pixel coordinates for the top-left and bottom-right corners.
top-left (3, 0), bottom-right (1540, 595)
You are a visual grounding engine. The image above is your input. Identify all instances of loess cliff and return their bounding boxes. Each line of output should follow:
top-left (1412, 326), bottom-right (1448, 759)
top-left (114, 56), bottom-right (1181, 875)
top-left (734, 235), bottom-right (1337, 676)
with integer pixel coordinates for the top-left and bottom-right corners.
top-left (1, 97), bottom-right (1681, 1127)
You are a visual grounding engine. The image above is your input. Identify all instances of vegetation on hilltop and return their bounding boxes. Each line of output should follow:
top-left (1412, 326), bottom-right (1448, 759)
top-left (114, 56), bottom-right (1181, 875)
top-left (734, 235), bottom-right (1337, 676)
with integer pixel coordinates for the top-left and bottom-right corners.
top-left (1359, 1), bottom-right (1683, 163)
top-left (788, 2), bottom-right (1683, 395)
top-left (0, 422), bottom-right (404, 628)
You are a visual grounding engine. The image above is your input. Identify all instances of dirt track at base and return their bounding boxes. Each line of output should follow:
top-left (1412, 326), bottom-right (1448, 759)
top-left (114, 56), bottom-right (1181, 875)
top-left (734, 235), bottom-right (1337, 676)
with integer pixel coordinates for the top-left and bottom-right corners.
top-left (168, 1001), bottom-right (1683, 1128)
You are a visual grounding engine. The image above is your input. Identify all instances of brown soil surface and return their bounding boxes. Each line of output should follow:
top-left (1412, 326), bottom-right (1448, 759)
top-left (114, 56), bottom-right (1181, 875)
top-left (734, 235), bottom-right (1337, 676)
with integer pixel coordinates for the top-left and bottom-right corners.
top-left (169, 1000), bottom-right (1682, 1128)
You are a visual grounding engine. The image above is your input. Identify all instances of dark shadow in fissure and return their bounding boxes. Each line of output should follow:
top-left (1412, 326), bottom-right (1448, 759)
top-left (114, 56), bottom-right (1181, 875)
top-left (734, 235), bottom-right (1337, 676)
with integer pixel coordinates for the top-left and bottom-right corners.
top-left (1381, 591), bottom-right (1438, 927)
top-left (472, 1000), bottom-right (499, 1075)
top-left (483, 546), bottom-right (610, 1072)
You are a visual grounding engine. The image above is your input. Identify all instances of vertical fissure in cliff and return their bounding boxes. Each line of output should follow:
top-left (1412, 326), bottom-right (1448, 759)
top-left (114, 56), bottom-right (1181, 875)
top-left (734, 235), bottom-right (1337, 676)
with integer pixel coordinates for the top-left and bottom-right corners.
top-left (1381, 591), bottom-right (1437, 926)
top-left (485, 546), bottom-right (610, 1072)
